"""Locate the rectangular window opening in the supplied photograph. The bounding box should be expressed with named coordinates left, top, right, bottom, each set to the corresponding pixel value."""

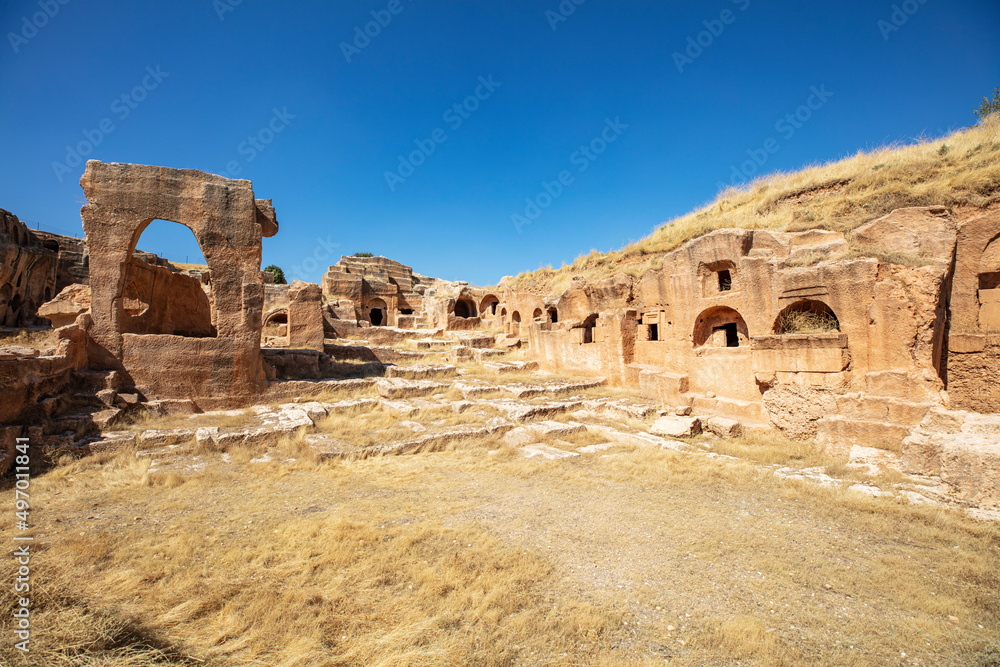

left=718, top=270, right=732, bottom=292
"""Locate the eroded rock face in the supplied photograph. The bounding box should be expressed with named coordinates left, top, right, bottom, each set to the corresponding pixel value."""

left=507, top=207, right=990, bottom=434
left=37, top=283, right=91, bottom=328
left=0, top=208, right=58, bottom=326
left=79, top=160, right=278, bottom=409
left=287, top=281, right=324, bottom=352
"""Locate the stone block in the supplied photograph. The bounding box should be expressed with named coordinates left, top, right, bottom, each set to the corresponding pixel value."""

left=376, top=378, right=447, bottom=399
left=650, top=415, right=701, bottom=438
left=705, top=416, right=742, bottom=438
left=940, top=436, right=1000, bottom=505
left=521, top=444, right=580, bottom=460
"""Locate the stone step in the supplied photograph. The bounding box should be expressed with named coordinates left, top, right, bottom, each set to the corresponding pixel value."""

left=689, top=394, right=766, bottom=423
left=815, top=415, right=912, bottom=457
left=72, top=370, right=123, bottom=393
left=835, top=393, right=934, bottom=426
left=484, top=360, right=539, bottom=374
left=384, top=364, right=458, bottom=380
left=375, top=378, right=449, bottom=399
left=638, top=369, right=689, bottom=405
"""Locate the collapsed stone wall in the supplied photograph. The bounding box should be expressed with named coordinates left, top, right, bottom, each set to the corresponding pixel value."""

left=502, top=206, right=999, bottom=440
left=0, top=208, right=58, bottom=326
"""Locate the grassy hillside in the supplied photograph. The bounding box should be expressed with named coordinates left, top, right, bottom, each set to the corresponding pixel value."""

left=508, top=116, right=1000, bottom=295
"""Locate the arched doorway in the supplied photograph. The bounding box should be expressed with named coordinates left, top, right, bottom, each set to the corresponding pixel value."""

left=693, top=306, right=749, bottom=348
left=480, top=294, right=500, bottom=316
left=510, top=311, right=521, bottom=336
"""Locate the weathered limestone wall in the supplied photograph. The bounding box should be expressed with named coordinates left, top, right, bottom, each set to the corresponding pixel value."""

left=119, top=256, right=215, bottom=337
left=944, top=205, right=1000, bottom=412
left=0, top=321, right=89, bottom=427
left=505, top=207, right=979, bottom=435
left=0, top=208, right=58, bottom=326
left=32, top=230, right=89, bottom=293
left=287, top=281, right=324, bottom=351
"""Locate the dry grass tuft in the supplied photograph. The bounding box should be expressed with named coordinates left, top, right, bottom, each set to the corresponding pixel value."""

left=774, top=309, right=841, bottom=334
left=0, top=327, right=58, bottom=349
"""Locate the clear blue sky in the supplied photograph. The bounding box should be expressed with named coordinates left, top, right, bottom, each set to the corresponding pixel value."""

left=2, top=0, right=998, bottom=285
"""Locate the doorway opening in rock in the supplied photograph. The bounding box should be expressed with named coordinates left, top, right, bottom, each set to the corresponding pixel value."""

left=582, top=314, right=599, bottom=344
left=533, top=308, right=543, bottom=321
left=718, top=270, right=732, bottom=292
left=454, top=298, right=477, bottom=318
left=648, top=323, right=659, bottom=341
left=368, top=298, right=387, bottom=326
left=547, top=307, right=558, bottom=323
left=123, top=219, right=216, bottom=337
left=693, top=306, right=748, bottom=348
left=510, top=311, right=521, bottom=336
left=713, top=323, right=739, bottom=347
left=481, top=295, right=500, bottom=316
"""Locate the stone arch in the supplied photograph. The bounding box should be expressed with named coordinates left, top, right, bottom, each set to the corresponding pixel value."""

left=480, top=294, right=500, bottom=316
left=693, top=306, right=749, bottom=348
left=532, top=307, right=543, bottom=321
left=368, top=298, right=387, bottom=326
left=121, top=219, right=215, bottom=337
left=454, top=297, right=477, bottom=318
left=263, top=307, right=288, bottom=327
left=78, top=161, right=277, bottom=408
left=510, top=310, right=521, bottom=336
left=773, top=300, right=841, bottom=334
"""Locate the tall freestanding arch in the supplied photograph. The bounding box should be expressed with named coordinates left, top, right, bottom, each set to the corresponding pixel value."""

left=79, top=160, right=279, bottom=408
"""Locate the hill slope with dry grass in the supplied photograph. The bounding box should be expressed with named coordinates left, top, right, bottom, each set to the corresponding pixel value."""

left=507, top=117, right=1000, bottom=295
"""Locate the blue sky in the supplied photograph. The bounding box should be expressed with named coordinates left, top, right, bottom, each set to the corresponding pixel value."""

left=1, top=0, right=998, bottom=285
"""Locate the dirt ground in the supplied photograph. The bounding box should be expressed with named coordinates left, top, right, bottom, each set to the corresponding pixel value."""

left=2, top=433, right=998, bottom=666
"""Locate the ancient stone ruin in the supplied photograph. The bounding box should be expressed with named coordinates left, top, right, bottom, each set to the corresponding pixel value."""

left=1, top=160, right=998, bottom=516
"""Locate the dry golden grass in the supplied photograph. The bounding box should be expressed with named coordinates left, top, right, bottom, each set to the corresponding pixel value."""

left=509, top=117, right=1000, bottom=294
left=774, top=310, right=841, bottom=335
left=704, top=430, right=827, bottom=468
left=119, top=409, right=257, bottom=433
left=168, top=261, right=209, bottom=272
left=2, top=437, right=999, bottom=666
left=311, top=402, right=499, bottom=450
left=0, top=327, right=58, bottom=349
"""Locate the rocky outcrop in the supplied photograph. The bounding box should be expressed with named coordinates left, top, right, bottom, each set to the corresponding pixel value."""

left=37, top=283, right=91, bottom=328
left=0, top=208, right=58, bottom=326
